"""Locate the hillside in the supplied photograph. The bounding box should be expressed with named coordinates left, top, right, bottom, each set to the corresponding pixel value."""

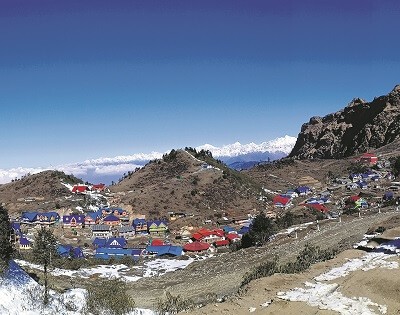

left=0, top=170, right=82, bottom=214
left=246, top=158, right=352, bottom=192
left=289, top=85, right=400, bottom=159
left=110, top=149, right=266, bottom=223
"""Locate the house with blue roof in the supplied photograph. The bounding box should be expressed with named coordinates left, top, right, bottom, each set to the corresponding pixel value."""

left=103, top=214, right=120, bottom=226
left=21, top=211, right=60, bottom=224
left=296, top=186, right=312, bottom=196
left=238, top=226, right=250, bottom=235
left=105, top=237, right=127, bottom=248
left=95, top=247, right=139, bottom=260
left=21, top=212, right=38, bottom=223
left=63, top=214, right=85, bottom=228
left=357, top=181, right=368, bottom=190
left=132, top=218, right=148, bottom=234
left=19, top=237, right=31, bottom=250
left=36, top=212, right=60, bottom=224
left=383, top=191, right=394, bottom=201
left=92, top=237, right=107, bottom=248
left=57, top=245, right=84, bottom=258
left=11, top=222, right=22, bottom=239
left=222, top=226, right=236, bottom=234
left=145, top=245, right=182, bottom=257
left=85, top=211, right=102, bottom=226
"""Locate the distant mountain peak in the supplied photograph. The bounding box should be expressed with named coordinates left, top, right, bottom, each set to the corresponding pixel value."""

left=197, top=135, right=297, bottom=158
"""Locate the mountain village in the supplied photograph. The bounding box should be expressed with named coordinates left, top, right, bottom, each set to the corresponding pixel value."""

left=6, top=149, right=400, bottom=276
left=2, top=87, right=400, bottom=314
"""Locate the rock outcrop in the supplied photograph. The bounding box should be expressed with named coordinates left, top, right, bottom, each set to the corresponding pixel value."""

left=289, top=85, right=400, bottom=159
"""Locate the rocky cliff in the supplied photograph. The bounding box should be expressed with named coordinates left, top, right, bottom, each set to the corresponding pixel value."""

left=289, top=85, right=400, bottom=159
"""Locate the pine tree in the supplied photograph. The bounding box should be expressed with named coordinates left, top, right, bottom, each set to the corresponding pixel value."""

left=0, top=204, right=13, bottom=274
left=32, top=226, right=58, bottom=305
left=247, top=212, right=277, bottom=246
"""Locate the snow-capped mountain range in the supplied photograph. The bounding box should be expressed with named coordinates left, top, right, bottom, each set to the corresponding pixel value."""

left=0, top=135, right=296, bottom=184
left=197, top=135, right=296, bottom=157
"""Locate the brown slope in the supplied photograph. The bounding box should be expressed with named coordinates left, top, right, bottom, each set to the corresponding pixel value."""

left=0, top=170, right=82, bottom=214
left=110, top=149, right=265, bottom=222
left=245, top=158, right=351, bottom=192
left=289, top=85, right=400, bottom=159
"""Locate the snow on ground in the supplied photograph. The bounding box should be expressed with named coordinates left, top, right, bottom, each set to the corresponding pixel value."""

left=142, top=258, right=194, bottom=277
left=60, top=181, right=74, bottom=191
left=15, top=255, right=205, bottom=282
left=353, top=233, right=381, bottom=249
left=278, top=282, right=387, bottom=315
left=315, top=253, right=399, bottom=282
left=277, top=252, right=398, bottom=314
left=274, top=221, right=314, bottom=237
left=1, top=260, right=156, bottom=315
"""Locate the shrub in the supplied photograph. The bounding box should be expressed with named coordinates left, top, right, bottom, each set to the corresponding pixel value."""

left=240, top=243, right=338, bottom=288
left=241, top=259, right=278, bottom=287
left=155, top=292, right=193, bottom=315
left=85, top=277, right=135, bottom=315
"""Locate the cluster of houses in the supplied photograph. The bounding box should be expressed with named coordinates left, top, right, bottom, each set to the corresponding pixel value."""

left=91, top=224, right=248, bottom=260
left=10, top=221, right=85, bottom=257
left=271, top=152, right=398, bottom=217
left=12, top=206, right=252, bottom=261
left=273, top=186, right=313, bottom=209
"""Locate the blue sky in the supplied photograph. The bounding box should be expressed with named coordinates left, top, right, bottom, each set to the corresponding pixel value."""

left=1, top=0, right=400, bottom=168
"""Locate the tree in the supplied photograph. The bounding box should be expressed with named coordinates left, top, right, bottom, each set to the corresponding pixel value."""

left=0, top=205, right=14, bottom=274
left=241, top=212, right=277, bottom=248
left=32, top=226, right=58, bottom=305
left=276, top=211, right=295, bottom=229
left=391, top=156, right=400, bottom=176
left=85, top=277, right=135, bottom=315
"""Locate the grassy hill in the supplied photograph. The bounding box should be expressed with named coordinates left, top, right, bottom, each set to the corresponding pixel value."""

left=0, top=170, right=82, bottom=215
left=110, top=149, right=266, bottom=224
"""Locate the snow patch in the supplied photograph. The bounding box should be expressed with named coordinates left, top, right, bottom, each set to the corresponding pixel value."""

left=315, top=253, right=398, bottom=282
left=278, top=282, right=387, bottom=315
left=277, top=252, right=397, bottom=314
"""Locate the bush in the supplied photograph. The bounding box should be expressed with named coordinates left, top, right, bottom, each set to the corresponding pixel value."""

left=155, top=292, right=193, bottom=315
left=241, top=259, right=278, bottom=287
left=85, top=277, right=135, bottom=315
left=240, top=243, right=338, bottom=288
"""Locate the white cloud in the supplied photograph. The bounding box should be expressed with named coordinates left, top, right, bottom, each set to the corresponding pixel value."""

left=0, top=136, right=296, bottom=185
left=0, top=167, right=49, bottom=184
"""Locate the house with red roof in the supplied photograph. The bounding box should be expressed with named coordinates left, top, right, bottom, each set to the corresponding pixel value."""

left=359, top=153, right=378, bottom=166
left=183, top=241, right=210, bottom=252
left=72, top=185, right=90, bottom=194
left=303, top=203, right=329, bottom=213
left=191, top=228, right=225, bottom=244
left=214, top=239, right=230, bottom=248
left=226, top=233, right=240, bottom=242
left=92, top=183, right=106, bottom=192
left=273, top=195, right=291, bottom=209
